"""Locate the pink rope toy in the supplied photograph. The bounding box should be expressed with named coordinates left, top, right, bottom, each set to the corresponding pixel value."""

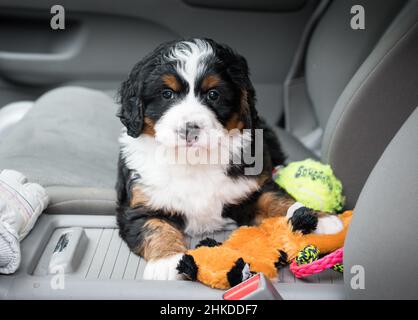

left=290, top=247, right=344, bottom=278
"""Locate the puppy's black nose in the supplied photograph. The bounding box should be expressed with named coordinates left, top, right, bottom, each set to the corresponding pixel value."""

left=178, top=122, right=200, bottom=143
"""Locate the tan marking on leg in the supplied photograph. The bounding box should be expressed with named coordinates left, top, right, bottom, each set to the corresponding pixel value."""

left=130, top=185, right=150, bottom=208
left=254, top=190, right=330, bottom=225
left=137, top=219, right=187, bottom=260
left=256, top=170, right=272, bottom=187
left=254, top=191, right=296, bottom=225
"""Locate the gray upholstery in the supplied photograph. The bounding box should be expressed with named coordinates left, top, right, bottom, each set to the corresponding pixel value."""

left=0, top=87, right=120, bottom=214
left=306, top=0, right=406, bottom=130
left=344, top=107, right=418, bottom=299
left=280, top=0, right=406, bottom=166
left=273, top=127, right=318, bottom=163
left=322, top=0, right=418, bottom=208
left=0, top=2, right=415, bottom=215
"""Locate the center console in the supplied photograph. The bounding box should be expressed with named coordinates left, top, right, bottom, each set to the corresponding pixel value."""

left=0, top=214, right=345, bottom=299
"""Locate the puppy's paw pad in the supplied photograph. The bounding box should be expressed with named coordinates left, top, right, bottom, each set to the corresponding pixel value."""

left=143, top=253, right=184, bottom=280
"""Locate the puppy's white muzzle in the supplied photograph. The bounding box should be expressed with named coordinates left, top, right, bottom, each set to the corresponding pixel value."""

left=155, top=98, right=223, bottom=150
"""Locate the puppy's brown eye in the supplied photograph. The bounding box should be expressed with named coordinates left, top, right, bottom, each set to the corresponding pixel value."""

left=162, top=89, right=174, bottom=100
left=207, top=89, right=219, bottom=101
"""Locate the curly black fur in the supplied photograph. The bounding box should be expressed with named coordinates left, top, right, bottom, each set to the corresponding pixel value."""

left=177, top=254, right=198, bottom=281
left=289, top=207, right=318, bottom=234
left=274, top=250, right=289, bottom=269
left=227, top=258, right=247, bottom=287
left=196, top=237, right=222, bottom=248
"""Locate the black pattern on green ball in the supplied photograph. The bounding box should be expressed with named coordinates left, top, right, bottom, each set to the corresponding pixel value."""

left=295, top=245, right=320, bottom=265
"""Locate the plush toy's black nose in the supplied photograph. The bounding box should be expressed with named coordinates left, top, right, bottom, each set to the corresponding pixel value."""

left=178, top=122, right=200, bottom=143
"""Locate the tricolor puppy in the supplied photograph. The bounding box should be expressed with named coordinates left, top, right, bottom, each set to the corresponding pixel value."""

left=116, top=39, right=341, bottom=280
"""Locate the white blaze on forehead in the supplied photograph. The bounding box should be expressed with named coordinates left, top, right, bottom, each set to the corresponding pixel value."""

left=167, top=39, right=213, bottom=91
left=154, top=40, right=221, bottom=150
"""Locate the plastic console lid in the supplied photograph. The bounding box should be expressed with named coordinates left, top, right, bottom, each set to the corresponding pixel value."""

left=48, top=227, right=88, bottom=274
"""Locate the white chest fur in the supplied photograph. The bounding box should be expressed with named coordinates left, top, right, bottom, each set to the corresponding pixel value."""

left=120, top=133, right=259, bottom=235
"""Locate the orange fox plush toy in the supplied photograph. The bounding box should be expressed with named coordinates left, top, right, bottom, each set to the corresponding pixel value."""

left=177, top=211, right=352, bottom=289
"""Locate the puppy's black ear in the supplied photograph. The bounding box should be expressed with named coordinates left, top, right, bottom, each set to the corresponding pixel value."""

left=240, top=84, right=258, bottom=129
left=213, top=41, right=258, bottom=127
left=117, top=59, right=148, bottom=138
left=117, top=97, right=144, bottom=138
left=234, top=56, right=258, bottom=128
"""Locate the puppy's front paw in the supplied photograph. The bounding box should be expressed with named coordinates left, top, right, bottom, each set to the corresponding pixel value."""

left=143, top=253, right=185, bottom=280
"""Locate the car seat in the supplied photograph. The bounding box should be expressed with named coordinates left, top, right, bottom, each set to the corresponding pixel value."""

left=1, top=0, right=417, bottom=213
